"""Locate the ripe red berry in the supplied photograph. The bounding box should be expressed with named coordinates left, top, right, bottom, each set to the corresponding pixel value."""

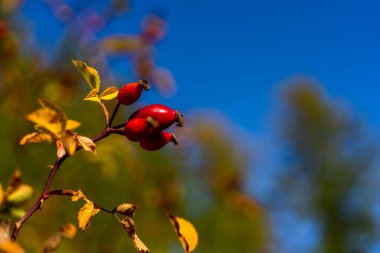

left=117, top=80, right=150, bottom=106
left=124, top=117, right=158, bottom=142
left=139, top=132, right=178, bottom=151
left=129, top=104, right=184, bottom=133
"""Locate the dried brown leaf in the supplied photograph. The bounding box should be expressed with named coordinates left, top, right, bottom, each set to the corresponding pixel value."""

left=19, top=132, right=53, bottom=145
left=76, top=135, right=96, bottom=154
left=113, top=203, right=138, bottom=217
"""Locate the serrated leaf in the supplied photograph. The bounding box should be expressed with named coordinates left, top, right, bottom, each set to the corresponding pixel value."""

left=99, top=87, right=119, bottom=100
left=83, top=88, right=100, bottom=102
left=60, top=223, right=77, bottom=239
left=6, top=184, right=33, bottom=204
left=19, top=132, right=53, bottom=145
left=113, top=203, right=138, bottom=217
left=71, top=190, right=86, bottom=202
left=76, top=135, right=96, bottom=154
left=77, top=201, right=100, bottom=230
left=66, top=120, right=81, bottom=131
left=0, top=241, right=25, bottom=253
left=56, top=140, right=66, bottom=158
left=120, top=218, right=149, bottom=253
left=168, top=215, right=198, bottom=253
left=72, top=60, right=100, bottom=90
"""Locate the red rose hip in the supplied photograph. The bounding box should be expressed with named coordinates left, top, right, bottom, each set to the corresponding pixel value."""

left=124, top=117, right=158, bottom=142
left=129, top=104, right=184, bottom=132
left=117, top=80, right=150, bottom=106
left=139, top=132, right=178, bottom=151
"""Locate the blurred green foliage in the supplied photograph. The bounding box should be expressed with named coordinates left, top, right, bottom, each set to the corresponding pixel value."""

left=276, top=81, right=378, bottom=253
left=0, top=1, right=269, bottom=252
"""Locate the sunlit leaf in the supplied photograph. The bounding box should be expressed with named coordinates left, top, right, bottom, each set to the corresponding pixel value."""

left=66, top=120, right=81, bottom=131
left=0, top=241, right=25, bottom=253
left=56, top=140, right=66, bottom=158
left=99, top=87, right=119, bottom=100
left=113, top=203, right=137, bottom=217
left=168, top=215, right=198, bottom=253
left=19, top=132, right=53, bottom=145
left=71, top=190, right=86, bottom=202
left=120, top=217, right=149, bottom=253
left=6, top=184, right=33, bottom=204
left=60, top=223, right=77, bottom=239
left=38, top=99, right=67, bottom=132
left=26, top=108, right=63, bottom=137
left=77, top=201, right=100, bottom=230
left=83, top=88, right=100, bottom=103
left=72, top=60, right=100, bottom=90
left=76, top=135, right=96, bottom=154
left=68, top=139, right=77, bottom=156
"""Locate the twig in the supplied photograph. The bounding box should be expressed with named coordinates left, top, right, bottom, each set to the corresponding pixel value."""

left=11, top=127, right=117, bottom=241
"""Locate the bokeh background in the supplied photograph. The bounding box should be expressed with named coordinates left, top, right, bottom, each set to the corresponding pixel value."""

left=1, top=0, right=380, bottom=252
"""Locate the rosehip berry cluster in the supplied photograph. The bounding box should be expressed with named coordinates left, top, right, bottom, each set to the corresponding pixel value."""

left=117, top=80, right=184, bottom=151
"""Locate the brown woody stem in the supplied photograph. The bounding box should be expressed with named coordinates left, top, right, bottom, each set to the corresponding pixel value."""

left=109, top=102, right=120, bottom=127
left=10, top=127, right=119, bottom=241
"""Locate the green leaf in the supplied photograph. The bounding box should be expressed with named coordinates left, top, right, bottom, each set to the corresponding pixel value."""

left=9, top=208, right=26, bottom=219
left=99, top=87, right=119, bottom=100
left=72, top=60, right=100, bottom=90
left=6, top=184, right=33, bottom=204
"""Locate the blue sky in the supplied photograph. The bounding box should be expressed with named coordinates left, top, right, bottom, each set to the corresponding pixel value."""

left=23, top=0, right=380, bottom=133
left=21, top=1, right=380, bottom=251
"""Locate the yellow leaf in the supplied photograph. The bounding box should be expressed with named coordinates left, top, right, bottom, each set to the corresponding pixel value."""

left=99, top=87, right=119, bottom=100
left=26, top=107, right=63, bottom=136
left=77, top=201, right=100, bottom=230
left=38, top=99, right=67, bottom=134
left=68, top=139, right=77, bottom=156
left=56, top=140, right=66, bottom=158
left=83, top=88, right=100, bottom=102
left=76, top=135, right=96, bottom=154
left=0, top=184, right=4, bottom=206
left=72, top=60, right=101, bottom=90
left=71, top=190, right=86, bottom=202
left=19, top=132, right=53, bottom=145
left=113, top=203, right=138, bottom=217
left=60, top=223, right=77, bottom=239
left=0, top=241, right=25, bottom=253
left=66, top=120, right=81, bottom=131
left=168, top=215, right=198, bottom=253
left=6, top=184, right=33, bottom=204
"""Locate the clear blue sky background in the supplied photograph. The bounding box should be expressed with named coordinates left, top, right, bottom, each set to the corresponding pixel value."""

left=21, top=1, right=380, bottom=252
